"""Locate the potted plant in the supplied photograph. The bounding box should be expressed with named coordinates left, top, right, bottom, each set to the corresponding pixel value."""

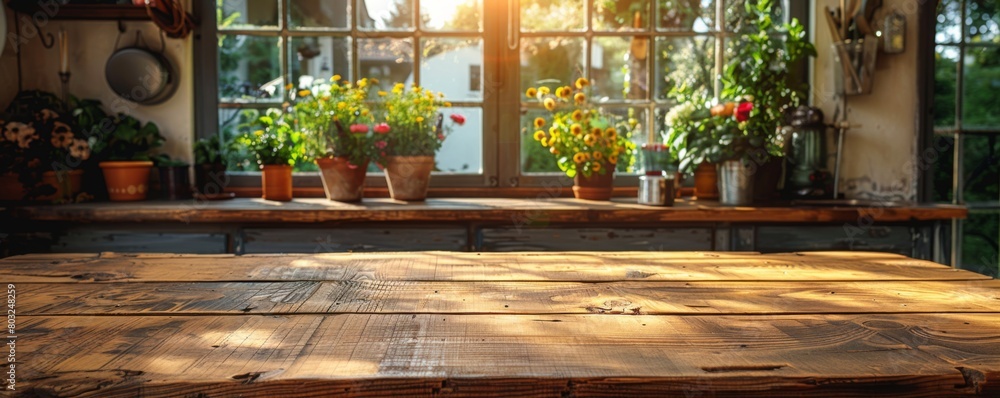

left=525, top=78, right=637, bottom=200
left=152, top=154, right=191, bottom=200
left=1, top=91, right=91, bottom=203
left=378, top=83, right=464, bottom=201
left=664, top=101, right=718, bottom=199
left=193, top=135, right=231, bottom=198
left=238, top=109, right=303, bottom=201
left=80, top=101, right=164, bottom=202
left=296, top=76, right=384, bottom=202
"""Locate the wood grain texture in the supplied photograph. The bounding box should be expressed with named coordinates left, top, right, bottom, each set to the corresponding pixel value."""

left=14, top=280, right=1000, bottom=316
left=4, top=198, right=967, bottom=224
left=12, top=314, right=1000, bottom=397
left=0, top=252, right=985, bottom=283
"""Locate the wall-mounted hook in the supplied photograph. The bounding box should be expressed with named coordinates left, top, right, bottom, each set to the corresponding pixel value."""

left=30, top=17, right=55, bottom=49
left=118, top=20, right=127, bottom=33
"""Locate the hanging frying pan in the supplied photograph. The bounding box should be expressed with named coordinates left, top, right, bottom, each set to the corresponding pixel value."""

left=105, top=29, right=178, bottom=105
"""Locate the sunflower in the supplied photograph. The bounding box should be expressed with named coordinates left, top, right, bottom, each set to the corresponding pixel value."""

left=574, top=92, right=586, bottom=104
left=609, top=155, right=618, bottom=164
left=543, top=98, right=556, bottom=111
left=605, top=127, right=617, bottom=139
left=533, top=130, right=546, bottom=141
left=570, top=123, right=583, bottom=136
left=591, top=162, right=602, bottom=172
left=525, top=87, right=538, bottom=98
left=583, top=134, right=597, bottom=146
left=593, top=151, right=604, bottom=161
left=591, top=127, right=602, bottom=136
left=560, top=86, right=573, bottom=99
left=298, top=89, right=311, bottom=97
left=573, top=152, right=589, bottom=163
left=571, top=110, right=583, bottom=122
left=575, top=77, right=590, bottom=89
left=538, top=86, right=551, bottom=96
left=554, top=87, right=565, bottom=98
left=534, top=117, right=546, bottom=128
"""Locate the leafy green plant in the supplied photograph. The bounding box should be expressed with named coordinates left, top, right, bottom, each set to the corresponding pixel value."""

left=378, top=83, right=463, bottom=157
left=73, top=99, right=164, bottom=162
left=193, top=135, right=230, bottom=165
left=237, top=109, right=305, bottom=167
left=294, top=76, right=386, bottom=167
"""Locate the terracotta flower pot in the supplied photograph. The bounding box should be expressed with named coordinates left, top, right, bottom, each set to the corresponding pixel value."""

left=316, top=157, right=368, bottom=202
left=572, top=164, right=614, bottom=201
left=693, top=161, right=719, bottom=200
left=384, top=156, right=434, bottom=202
left=100, top=161, right=153, bottom=201
left=39, top=170, right=84, bottom=202
left=261, top=164, right=293, bottom=201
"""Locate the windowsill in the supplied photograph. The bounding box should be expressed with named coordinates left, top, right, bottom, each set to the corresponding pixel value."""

left=3, top=197, right=968, bottom=225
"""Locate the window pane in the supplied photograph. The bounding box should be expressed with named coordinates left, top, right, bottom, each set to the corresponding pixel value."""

left=421, top=0, right=482, bottom=31
left=420, top=38, right=483, bottom=101
left=437, top=107, right=484, bottom=173
left=520, top=37, right=586, bottom=95
left=521, top=109, right=559, bottom=174
left=359, top=0, right=415, bottom=30
left=931, top=134, right=955, bottom=203
left=593, top=0, right=650, bottom=31
left=963, top=134, right=1000, bottom=204
left=289, top=0, right=350, bottom=29
left=218, top=35, right=283, bottom=103
left=962, top=46, right=1000, bottom=129
left=602, top=106, right=646, bottom=174
left=966, top=0, right=999, bottom=42
left=358, top=38, right=414, bottom=83
left=654, top=36, right=715, bottom=101
left=218, top=0, right=279, bottom=29
left=937, top=0, right=963, bottom=43
left=935, top=45, right=959, bottom=129
left=658, top=0, right=713, bottom=32
left=218, top=107, right=264, bottom=172
left=592, top=36, right=649, bottom=101
left=521, top=0, right=585, bottom=32
left=962, top=210, right=1000, bottom=277
left=290, top=37, right=352, bottom=89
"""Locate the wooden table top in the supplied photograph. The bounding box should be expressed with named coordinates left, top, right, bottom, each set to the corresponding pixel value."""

left=3, top=198, right=968, bottom=224
left=3, top=251, right=999, bottom=397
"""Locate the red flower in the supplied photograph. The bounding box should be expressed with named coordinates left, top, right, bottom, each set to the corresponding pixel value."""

left=735, top=101, right=754, bottom=122
left=349, top=124, right=369, bottom=134
left=374, top=123, right=391, bottom=134
left=374, top=140, right=388, bottom=149
left=450, top=114, right=466, bottom=126
left=437, top=133, right=445, bottom=141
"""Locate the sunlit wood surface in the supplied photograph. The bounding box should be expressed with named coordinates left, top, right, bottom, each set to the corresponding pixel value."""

left=3, top=251, right=999, bottom=397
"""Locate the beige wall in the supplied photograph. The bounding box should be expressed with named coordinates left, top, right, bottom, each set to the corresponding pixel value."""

left=812, top=0, right=922, bottom=202
left=0, top=5, right=194, bottom=164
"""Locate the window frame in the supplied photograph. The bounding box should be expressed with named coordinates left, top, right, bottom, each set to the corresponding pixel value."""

left=194, top=0, right=809, bottom=191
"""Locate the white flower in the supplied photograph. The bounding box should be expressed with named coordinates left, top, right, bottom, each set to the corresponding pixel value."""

left=664, top=102, right=696, bottom=128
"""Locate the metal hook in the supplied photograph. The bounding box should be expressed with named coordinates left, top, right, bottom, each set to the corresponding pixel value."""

left=30, top=17, right=55, bottom=49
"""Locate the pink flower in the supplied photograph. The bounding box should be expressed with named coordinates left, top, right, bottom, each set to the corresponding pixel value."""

left=374, top=140, right=388, bottom=149
left=735, top=101, right=754, bottom=123
left=437, top=133, right=445, bottom=141
left=374, top=123, right=391, bottom=134
left=349, top=124, right=369, bottom=134
left=449, top=114, right=466, bottom=126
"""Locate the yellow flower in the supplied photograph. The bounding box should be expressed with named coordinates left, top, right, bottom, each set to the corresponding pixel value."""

left=592, top=151, right=604, bottom=161
left=570, top=123, right=583, bottom=136
left=534, top=117, right=546, bottom=128
left=554, top=87, right=565, bottom=98
left=549, top=126, right=559, bottom=136
left=416, top=116, right=425, bottom=123
left=298, top=89, right=311, bottom=97
left=583, top=134, right=597, bottom=146
left=629, top=118, right=638, bottom=128
left=538, top=86, right=551, bottom=96
left=331, top=74, right=342, bottom=82
left=540, top=138, right=549, bottom=147
left=574, top=92, right=586, bottom=104
left=609, top=155, right=618, bottom=164
left=571, top=110, right=583, bottom=122
left=254, top=130, right=264, bottom=137
left=575, top=77, right=590, bottom=89
left=591, top=127, right=602, bottom=136
left=443, top=102, right=452, bottom=107
left=605, top=127, right=617, bottom=139
left=285, top=83, right=294, bottom=90
left=543, top=98, right=556, bottom=111
left=573, top=153, right=589, bottom=163
left=533, top=130, right=546, bottom=141
left=550, top=147, right=559, bottom=155
left=337, top=102, right=347, bottom=110
left=591, top=162, right=602, bottom=172
left=378, top=91, right=388, bottom=97
left=526, top=87, right=538, bottom=98
left=559, top=86, right=573, bottom=99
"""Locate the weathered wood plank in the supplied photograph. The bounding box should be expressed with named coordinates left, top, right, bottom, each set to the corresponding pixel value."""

left=4, top=198, right=967, bottom=224
left=0, top=252, right=985, bottom=283
left=242, top=227, right=469, bottom=253
left=756, top=226, right=914, bottom=255
left=13, top=280, right=1000, bottom=316
left=479, top=227, right=713, bottom=252
left=12, top=314, right=1000, bottom=397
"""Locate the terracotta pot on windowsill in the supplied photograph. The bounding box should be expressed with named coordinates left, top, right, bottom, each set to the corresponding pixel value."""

left=316, top=156, right=368, bottom=202
left=261, top=164, right=293, bottom=201
left=572, top=163, right=614, bottom=201
left=693, top=161, right=719, bottom=200
left=384, top=156, right=434, bottom=202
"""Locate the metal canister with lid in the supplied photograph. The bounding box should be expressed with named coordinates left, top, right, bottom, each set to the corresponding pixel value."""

left=638, top=144, right=675, bottom=206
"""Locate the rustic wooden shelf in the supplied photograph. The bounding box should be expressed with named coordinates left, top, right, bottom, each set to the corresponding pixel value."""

left=3, top=198, right=969, bottom=224
left=6, top=2, right=151, bottom=20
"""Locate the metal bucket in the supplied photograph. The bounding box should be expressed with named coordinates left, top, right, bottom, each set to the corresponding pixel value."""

left=718, top=160, right=754, bottom=206
left=638, top=174, right=675, bottom=206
